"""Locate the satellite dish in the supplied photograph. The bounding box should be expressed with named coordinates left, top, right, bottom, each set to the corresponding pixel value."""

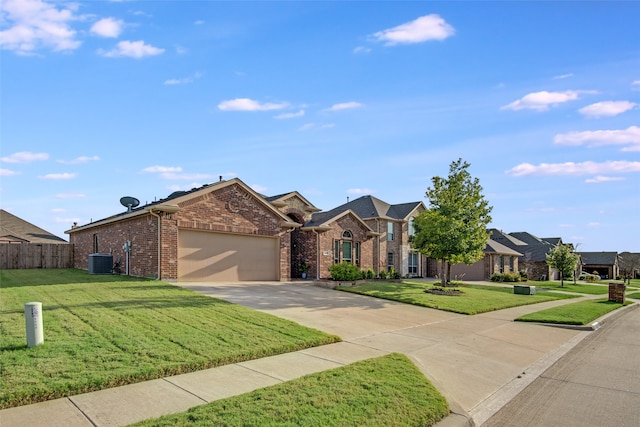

left=120, top=196, right=140, bottom=212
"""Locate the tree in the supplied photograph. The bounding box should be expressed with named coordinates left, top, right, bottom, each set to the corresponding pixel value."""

left=618, top=252, right=640, bottom=285
left=546, top=244, right=579, bottom=288
left=412, top=158, right=493, bottom=286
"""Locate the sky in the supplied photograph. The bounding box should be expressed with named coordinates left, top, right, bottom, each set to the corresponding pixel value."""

left=1, top=1, right=639, bottom=252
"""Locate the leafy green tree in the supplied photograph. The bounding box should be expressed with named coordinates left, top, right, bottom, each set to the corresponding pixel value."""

left=546, top=244, right=579, bottom=287
left=413, top=159, right=493, bottom=286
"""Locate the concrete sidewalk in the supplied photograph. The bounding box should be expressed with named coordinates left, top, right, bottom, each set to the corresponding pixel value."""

left=0, top=281, right=634, bottom=427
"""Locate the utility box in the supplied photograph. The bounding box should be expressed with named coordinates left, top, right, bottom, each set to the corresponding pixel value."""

left=88, top=254, right=113, bottom=274
left=514, top=285, right=536, bottom=295
left=25, top=302, right=44, bottom=347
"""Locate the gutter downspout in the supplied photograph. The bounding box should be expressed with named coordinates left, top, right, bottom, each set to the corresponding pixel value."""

left=312, top=229, right=320, bottom=280
left=149, top=209, right=161, bottom=280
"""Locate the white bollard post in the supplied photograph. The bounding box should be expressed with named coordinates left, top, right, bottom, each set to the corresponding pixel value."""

left=25, top=302, right=44, bottom=348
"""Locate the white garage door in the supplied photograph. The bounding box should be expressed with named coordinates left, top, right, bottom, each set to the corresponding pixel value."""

left=178, top=230, right=279, bottom=281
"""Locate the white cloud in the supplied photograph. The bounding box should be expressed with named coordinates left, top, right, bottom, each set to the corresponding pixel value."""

left=90, top=17, right=123, bottom=38
left=353, top=46, right=371, bottom=54
left=58, top=155, right=100, bottom=165
left=99, top=40, right=164, bottom=58
left=587, top=222, right=601, bottom=228
left=0, top=0, right=81, bottom=54
left=164, top=72, right=203, bottom=85
left=506, top=160, right=640, bottom=176
left=40, top=172, right=76, bottom=180
left=501, top=90, right=594, bottom=111
left=218, top=98, right=289, bottom=111
left=325, top=102, right=363, bottom=112
left=585, top=176, right=625, bottom=184
left=274, top=110, right=305, bottom=119
left=1, top=151, right=49, bottom=163
left=298, top=123, right=335, bottom=131
left=0, top=168, right=19, bottom=176
left=142, top=166, right=182, bottom=173
left=50, top=208, right=66, bottom=213
left=553, top=73, right=573, bottom=80
left=347, top=188, right=375, bottom=195
left=55, top=192, right=85, bottom=199
left=579, top=101, right=636, bottom=118
left=250, top=184, right=268, bottom=193
left=194, top=20, right=205, bottom=25
left=554, top=126, right=640, bottom=152
left=371, top=14, right=455, bottom=45
left=632, top=80, right=640, bottom=91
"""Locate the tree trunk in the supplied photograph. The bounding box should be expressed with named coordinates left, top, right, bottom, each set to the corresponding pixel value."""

left=440, top=258, right=447, bottom=287
left=447, top=262, right=452, bottom=286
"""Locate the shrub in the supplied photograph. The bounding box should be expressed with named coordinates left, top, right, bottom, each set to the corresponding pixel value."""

left=585, top=274, right=599, bottom=283
left=328, top=262, right=362, bottom=281
left=365, top=269, right=375, bottom=280
left=490, top=272, right=521, bottom=282
left=378, top=270, right=388, bottom=280
left=490, top=273, right=502, bottom=282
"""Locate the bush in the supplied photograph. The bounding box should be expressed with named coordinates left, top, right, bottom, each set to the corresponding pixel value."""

left=490, top=272, right=521, bottom=282
left=328, top=262, right=362, bottom=281
left=378, top=270, right=388, bottom=279
left=585, top=274, right=599, bottom=283
left=365, top=269, right=375, bottom=280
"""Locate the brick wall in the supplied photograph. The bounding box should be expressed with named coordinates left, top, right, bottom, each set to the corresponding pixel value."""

left=318, top=214, right=374, bottom=279
left=70, top=214, right=159, bottom=279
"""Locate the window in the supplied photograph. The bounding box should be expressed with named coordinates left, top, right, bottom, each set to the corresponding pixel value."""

left=509, top=256, right=514, bottom=271
left=342, top=241, right=352, bottom=263
left=355, top=242, right=360, bottom=266
left=387, top=252, right=394, bottom=272
left=342, top=231, right=352, bottom=239
left=93, top=234, right=99, bottom=253
left=334, top=240, right=340, bottom=264
left=387, top=221, right=394, bottom=241
left=408, top=217, right=415, bottom=238
left=499, top=256, right=505, bottom=273
left=409, top=253, right=418, bottom=274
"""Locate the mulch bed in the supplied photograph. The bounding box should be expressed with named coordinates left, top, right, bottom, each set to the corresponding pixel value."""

left=425, top=288, right=464, bottom=296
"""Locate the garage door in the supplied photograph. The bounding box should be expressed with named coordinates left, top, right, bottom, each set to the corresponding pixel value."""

left=178, top=230, right=279, bottom=281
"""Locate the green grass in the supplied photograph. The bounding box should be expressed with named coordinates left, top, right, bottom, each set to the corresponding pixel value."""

left=529, top=281, right=610, bottom=295
left=335, top=281, right=576, bottom=315
left=515, top=299, right=631, bottom=325
left=132, top=353, right=449, bottom=427
left=0, top=269, right=340, bottom=409
left=627, top=292, right=640, bottom=299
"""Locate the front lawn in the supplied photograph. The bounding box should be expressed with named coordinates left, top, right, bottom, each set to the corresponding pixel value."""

left=515, top=299, right=631, bottom=325
left=132, top=353, right=449, bottom=427
left=335, top=281, right=576, bottom=315
left=530, top=281, right=610, bottom=295
left=0, top=269, right=340, bottom=409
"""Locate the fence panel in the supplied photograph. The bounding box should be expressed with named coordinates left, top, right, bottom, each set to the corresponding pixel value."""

left=0, top=244, right=73, bottom=269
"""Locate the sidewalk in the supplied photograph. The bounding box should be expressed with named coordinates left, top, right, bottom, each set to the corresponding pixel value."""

left=1, top=282, right=635, bottom=427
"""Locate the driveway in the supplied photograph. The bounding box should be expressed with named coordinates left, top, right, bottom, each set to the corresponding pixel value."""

left=178, top=281, right=588, bottom=424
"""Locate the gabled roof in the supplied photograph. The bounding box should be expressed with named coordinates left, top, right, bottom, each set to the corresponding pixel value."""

left=485, top=239, right=523, bottom=256
left=488, top=228, right=528, bottom=247
left=509, top=231, right=546, bottom=246
left=302, top=209, right=375, bottom=234
left=578, top=252, right=618, bottom=265
left=0, top=209, right=68, bottom=244
left=264, top=191, right=321, bottom=212
left=312, top=195, right=423, bottom=224
left=66, top=178, right=299, bottom=233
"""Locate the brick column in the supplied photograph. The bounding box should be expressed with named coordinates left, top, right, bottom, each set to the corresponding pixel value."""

left=608, top=283, right=626, bottom=303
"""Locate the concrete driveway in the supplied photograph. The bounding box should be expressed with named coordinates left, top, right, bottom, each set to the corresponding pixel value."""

left=178, top=281, right=590, bottom=425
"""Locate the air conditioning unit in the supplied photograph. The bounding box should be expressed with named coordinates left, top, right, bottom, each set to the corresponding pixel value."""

left=88, top=254, right=113, bottom=274
left=514, top=285, right=536, bottom=295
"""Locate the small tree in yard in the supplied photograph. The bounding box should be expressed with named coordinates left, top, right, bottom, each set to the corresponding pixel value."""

left=413, top=158, right=493, bottom=286
left=546, top=244, right=579, bottom=288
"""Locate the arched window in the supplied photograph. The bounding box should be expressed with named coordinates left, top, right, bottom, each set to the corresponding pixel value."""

left=342, top=230, right=352, bottom=239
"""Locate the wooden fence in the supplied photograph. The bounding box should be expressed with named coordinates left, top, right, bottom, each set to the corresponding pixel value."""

left=0, top=244, right=74, bottom=269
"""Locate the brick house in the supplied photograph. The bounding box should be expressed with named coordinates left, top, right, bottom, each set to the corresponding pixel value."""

left=67, top=179, right=426, bottom=281
left=67, top=179, right=299, bottom=281
left=577, top=252, right=619, bottom=280
left=449, top=239, right=523, bottom=281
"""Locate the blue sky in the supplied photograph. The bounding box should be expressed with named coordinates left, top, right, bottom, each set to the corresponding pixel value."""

left=1, top=1, right=639, bottom=252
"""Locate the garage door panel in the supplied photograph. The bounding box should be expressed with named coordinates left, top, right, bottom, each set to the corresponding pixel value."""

left=178, top=230, right=278, bottom=281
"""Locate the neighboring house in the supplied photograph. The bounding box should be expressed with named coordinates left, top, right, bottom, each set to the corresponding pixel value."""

left=488, top=229, right=577, bottom=280
left=578, top=252, right=619, bottom=280
left=449, top=239, right=523, bottom=281
left=1, top=209, right=71, bottom=269
left=67, top=179, right=426, bottom=281
left=303, top=195, right=426, bottom=277
left=0, top=209, right=68, bottom=244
